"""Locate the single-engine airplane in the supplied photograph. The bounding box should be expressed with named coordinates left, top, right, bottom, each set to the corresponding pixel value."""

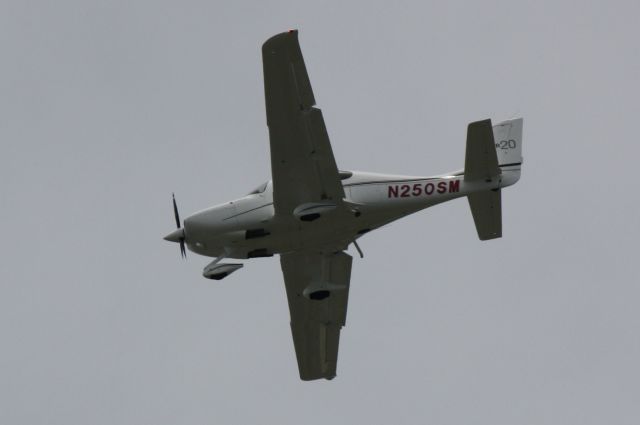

left=164, top=30, right=523, bottom=381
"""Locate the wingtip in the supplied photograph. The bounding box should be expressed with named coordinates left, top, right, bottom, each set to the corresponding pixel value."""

left=263, top=29, right=299, bottom=50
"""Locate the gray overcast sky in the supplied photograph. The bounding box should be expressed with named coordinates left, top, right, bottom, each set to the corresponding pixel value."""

left=2, top=1, right=639, bottom=424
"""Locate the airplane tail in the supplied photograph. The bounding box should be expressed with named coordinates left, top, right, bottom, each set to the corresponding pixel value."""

left=464, top=118, right=523, bottom=241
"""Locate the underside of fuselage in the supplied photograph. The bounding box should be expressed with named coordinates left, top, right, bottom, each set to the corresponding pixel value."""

left=184, top=208, right=383, bottom=259
left=180, top=169, right=483, bottom=259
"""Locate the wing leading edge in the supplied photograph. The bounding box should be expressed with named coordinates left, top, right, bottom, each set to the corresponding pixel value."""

left=280, top=251, right=353, bottom=380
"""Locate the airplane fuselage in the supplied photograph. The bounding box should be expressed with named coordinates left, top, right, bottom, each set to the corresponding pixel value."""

left=182, top=167, right=521, bottom=259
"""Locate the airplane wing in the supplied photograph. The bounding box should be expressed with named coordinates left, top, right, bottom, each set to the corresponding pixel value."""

left=280, top=250, right=352, bottom=380
left=262, top=31, right=345, bottom=217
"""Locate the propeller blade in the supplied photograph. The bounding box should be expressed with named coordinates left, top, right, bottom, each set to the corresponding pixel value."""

left=169, top=194, right=187, bottom=259
left=172, top=193, right=181, bottom=229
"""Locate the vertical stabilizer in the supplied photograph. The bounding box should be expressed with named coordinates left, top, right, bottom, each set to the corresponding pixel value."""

left=493, top=118, right=523, bottom=168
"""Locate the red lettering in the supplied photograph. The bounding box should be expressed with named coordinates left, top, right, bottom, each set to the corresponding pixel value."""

left=390, top=180, right=459, bottom=198
left=425, top=183, right=435, bottom=195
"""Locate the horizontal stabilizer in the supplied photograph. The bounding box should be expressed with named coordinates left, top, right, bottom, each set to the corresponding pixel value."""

left=468, top=190, right=502, bottom=240
left=464, top=119, right=500, bottom=182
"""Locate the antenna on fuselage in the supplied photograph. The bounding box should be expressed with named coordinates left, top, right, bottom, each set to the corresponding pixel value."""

left=352, top=240, right=364, bottom=259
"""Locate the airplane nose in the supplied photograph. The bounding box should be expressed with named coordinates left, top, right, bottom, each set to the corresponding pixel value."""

left=164, top=228, right=184, bottom=243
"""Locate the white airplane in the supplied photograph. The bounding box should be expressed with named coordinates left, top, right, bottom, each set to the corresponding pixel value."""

left=164, top=30, right=523, bottom=381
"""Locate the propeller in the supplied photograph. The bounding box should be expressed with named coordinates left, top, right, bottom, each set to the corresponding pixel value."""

left=169, top=193, right=187, bottom=259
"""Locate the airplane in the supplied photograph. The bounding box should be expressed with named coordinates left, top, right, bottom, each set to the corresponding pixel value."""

left=164, top=30, right=523, bottom=381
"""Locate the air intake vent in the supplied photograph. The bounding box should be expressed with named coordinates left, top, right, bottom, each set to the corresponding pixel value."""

left=245, top=228, right=270, bottom=239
